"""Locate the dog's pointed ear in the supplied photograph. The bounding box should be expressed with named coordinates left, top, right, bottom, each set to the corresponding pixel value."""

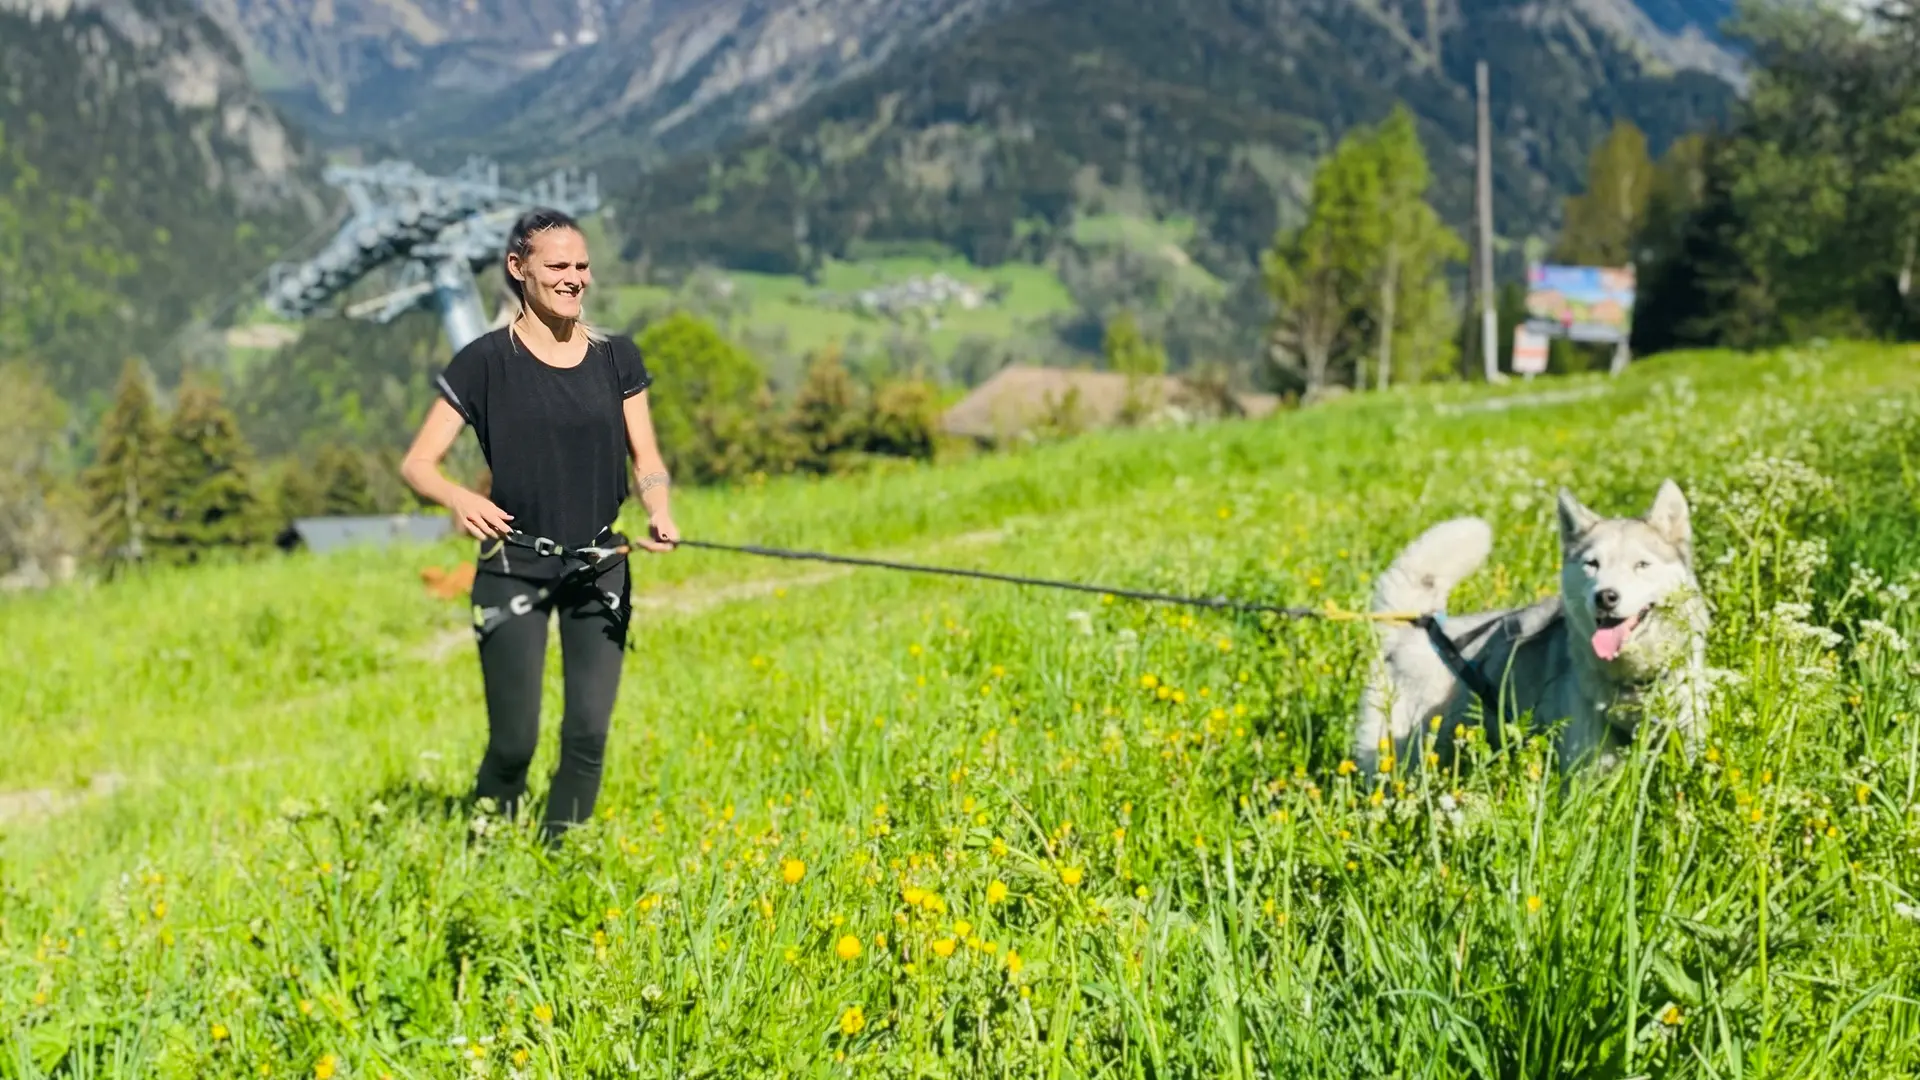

left=1557, top=488, right=1600, bottom=550
left=1647, top=478, right=1693, bottom=563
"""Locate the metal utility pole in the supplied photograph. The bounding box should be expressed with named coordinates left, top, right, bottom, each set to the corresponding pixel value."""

left=265, top=157, right=601, bottom=354
left=1476, top=60, right=1500, bottom=382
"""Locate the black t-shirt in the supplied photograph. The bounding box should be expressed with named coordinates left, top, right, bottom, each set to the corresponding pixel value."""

left=436, top=326, right=653, bottom=554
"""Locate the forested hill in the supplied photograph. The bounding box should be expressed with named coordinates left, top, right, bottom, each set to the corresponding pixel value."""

left=0, top=0, right=332, bottom=406
left=608, top=0, right=1741, bottom=280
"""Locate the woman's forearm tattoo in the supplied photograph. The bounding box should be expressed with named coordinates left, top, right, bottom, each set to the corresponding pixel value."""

left=638, top=470, right=670, bottom=495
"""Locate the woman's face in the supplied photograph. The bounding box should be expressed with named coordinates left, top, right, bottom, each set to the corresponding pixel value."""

left=510, top=227, right=593, bottom=321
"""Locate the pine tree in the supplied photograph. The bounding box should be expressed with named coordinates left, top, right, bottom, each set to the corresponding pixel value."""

left=316, top=444, right=378, bottom=516
left=81, top=358, right=165, bottom=571
left=787, top=347, right=869, bottom=471
left=151, top=374, right=264, bottom=564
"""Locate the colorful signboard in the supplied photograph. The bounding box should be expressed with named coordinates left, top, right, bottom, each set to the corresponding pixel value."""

left=1525, top=263, right=1635, bottom=344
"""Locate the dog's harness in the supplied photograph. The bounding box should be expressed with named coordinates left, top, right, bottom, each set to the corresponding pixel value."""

left=1418, top=611, right=1510, bottom=738
left=471, top=527, right=635, bottom=647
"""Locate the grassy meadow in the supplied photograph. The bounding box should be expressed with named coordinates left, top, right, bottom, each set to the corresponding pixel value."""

left=7, top=344, right=1920, bottom=1077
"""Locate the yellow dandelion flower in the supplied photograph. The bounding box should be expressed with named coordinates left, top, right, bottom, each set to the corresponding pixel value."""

left=1526, top=895, right=1543, bottom=915
left=839, top=1005, right=866, bottom=1035
left=1337, top=759, right=1356, bottom=776
left=1060, top=866, right=1085, bottom=887
left=1172, top=689, right=1186, bottom=704
left=902, top=886, right=928, bottom=906
left=990, top=837, right=1008, bottom=858
left=953, top=919, right=973, bottom=940
left=210, top=1022, right=229, bottom=1041
left=313, top=1056, right=337, bottom=1080
left=1660, top=1004, right=1683, bottom=1026
left=513, top=1050, right=529, bottom=1067
left=1156, top=685, right=1172, bottom=700
left=533, top=1003, right=554, bottom=1024
left=298, top=999, right=314, bottom=1016
left=836, top=934, right=862, bottom=961
left=1135, top=884, right=1149, bottom=900
left=986, top=880, right=1009, bottom=904
left=1006, top=949, right=1024, bottom=975
left=1141, top=674, right=1159, bottom=689
left=782, top=858, right=806, bottom=884
left=932, top=937, right=957, bottom=958
left=152, top=900, right=168, bottom=920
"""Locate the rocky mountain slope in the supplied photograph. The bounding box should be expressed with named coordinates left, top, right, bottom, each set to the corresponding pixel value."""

left=194, top=0, right=1015, bottom=160
left=183, top=0, right=1746, bottom=283
left=0, top=0, right=331, bottom=402
left=605, top=0, right=1744, bottom=278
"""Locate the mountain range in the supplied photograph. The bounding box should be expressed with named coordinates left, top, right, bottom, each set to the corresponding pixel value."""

left=3, top=0, right=1752, bottom=405
left=190, top=0, right=1746, bottom=281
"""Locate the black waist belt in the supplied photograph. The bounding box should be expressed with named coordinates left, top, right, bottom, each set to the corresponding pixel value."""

left=470, top=528, right=634, bottom=647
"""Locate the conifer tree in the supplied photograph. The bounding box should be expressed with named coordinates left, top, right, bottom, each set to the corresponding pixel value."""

left=151, top=374, right=264, bottom=564
left=316, top=443, right=378, bottom=516
left=81, top=358, right=165, bottom=571
left=788, top=346, right=869, bottom=470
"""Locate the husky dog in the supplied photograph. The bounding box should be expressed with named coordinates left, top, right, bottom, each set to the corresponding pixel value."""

left=1353, top=480, right=1710, bottom=775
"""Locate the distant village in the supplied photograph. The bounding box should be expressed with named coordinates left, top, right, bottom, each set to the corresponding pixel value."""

left=826, top=273, right=1002, bottom=324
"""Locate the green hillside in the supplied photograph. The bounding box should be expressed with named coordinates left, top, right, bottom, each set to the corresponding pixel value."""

left=6, top=343, right=1920, bottom=1076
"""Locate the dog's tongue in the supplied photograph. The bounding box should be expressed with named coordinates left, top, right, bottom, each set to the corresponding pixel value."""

left=1592, top=613, right=1641, bottom=661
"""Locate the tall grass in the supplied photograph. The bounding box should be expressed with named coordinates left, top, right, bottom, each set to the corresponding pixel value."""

left=5, top=344, right=1920, bottom=1078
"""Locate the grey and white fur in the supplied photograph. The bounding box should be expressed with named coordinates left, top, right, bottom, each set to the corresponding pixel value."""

left=1353, top=480, right=1710, bottom=775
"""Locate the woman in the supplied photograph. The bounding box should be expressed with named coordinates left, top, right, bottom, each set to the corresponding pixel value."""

left=400, top=207, right=679, bottom=844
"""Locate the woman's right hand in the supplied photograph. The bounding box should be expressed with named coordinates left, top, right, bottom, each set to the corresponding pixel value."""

left=449, top=490, right=515, bottom=539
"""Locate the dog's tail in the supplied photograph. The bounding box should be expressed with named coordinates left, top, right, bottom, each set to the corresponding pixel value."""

left=1371, top=517, right=1494, bottom=617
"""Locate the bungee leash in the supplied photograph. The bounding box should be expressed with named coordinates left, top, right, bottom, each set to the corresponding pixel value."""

left=670, top=536, right=1508, bottom=722
left=460, top=528, right=1510, bottom=726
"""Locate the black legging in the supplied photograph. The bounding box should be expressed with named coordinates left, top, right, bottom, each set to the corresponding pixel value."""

left=468, top=558, right=628, bottom=842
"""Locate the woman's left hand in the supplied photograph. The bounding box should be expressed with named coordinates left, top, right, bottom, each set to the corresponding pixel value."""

left=641, top=513, right=680, bottom=552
